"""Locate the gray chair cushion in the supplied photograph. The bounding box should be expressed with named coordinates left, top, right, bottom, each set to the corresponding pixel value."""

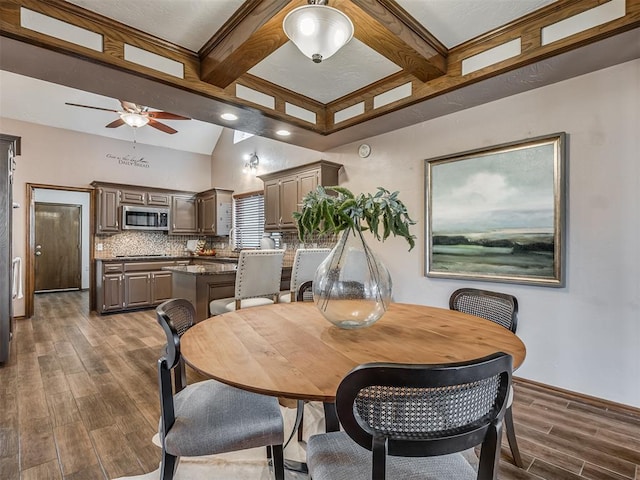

left=163, top=379, right=284, bottom=457
left=307, top=431, right=477, bottom=480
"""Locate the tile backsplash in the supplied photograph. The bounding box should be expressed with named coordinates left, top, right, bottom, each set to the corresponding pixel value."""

left=95, top=230, right=339, bottom=260
left=95, top=231, right=231, bottom=257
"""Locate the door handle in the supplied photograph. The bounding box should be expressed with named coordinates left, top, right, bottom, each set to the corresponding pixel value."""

left=35, top=251, right=42, bottom=256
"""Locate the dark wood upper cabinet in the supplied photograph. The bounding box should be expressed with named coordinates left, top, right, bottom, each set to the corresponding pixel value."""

left=92, top=182, right=233, bottom=236
left=121, top=189, right=170, bottom=207
left=258, top=160, right=342, bottom=232
left=197, top=188, right=233, bottom=236
left=120, top=189, right=146, bottom=205
left=95, top=186, right=120, bottom=234
left=170, top=194, right=199, bottom=234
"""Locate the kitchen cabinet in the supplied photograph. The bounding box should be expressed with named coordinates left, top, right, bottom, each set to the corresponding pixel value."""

left=197, top=188, right=233, bottom=236
left=147, top=192, right=171, bottom=206
left=120, top=189, right=146, bottom=205
left=124, top=272, right=151, bottom=308
left=96, top=259, right=183, bottom=313
left=170, top=195, right=198, bottom=234
left=93, top=182, right=174, bottom=234
left=100, top=262, right=124, bottom=312
left=92, top=182, right=232, bottom=236
left=95, top=186, right=120, bottom=234
left=258, top=160, right=342, bottom=231
left=263, top=179, right=280, bottom=230
left=121, top=189, right=170, bottom=207
left=151, top=271, right=173, bottom=303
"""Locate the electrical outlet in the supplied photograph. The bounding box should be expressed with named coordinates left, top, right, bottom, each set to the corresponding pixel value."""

left=96, top=243, right=104, bottom=251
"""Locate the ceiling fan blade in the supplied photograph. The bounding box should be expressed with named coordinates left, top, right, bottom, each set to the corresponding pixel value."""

left=147, top=111, right=191, bottom=120
left=148, top=118, right=177, bottom=134
left=105, top=118, right=125, bottom=128
left=65, top=102, right=119, bottom=113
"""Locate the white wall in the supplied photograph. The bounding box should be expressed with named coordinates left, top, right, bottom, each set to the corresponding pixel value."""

left=0, top=119, right=214, bottom=317
left=33, top=189, right=90, bottom=288
left=209, top=129, right=328, bottom=195
left=212, top=59, right=640, bottom=408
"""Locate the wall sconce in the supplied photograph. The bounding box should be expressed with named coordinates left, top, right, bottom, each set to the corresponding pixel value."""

left=243, top=153, right=259, bottom=175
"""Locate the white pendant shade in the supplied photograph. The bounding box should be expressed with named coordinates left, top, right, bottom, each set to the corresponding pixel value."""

left=283, top=5, right=354, bottom=63
left=120, top=112, right=149, bottom=128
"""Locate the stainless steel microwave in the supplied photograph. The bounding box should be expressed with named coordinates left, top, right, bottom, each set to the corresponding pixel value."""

left=121, top=205, right=170, bottom=231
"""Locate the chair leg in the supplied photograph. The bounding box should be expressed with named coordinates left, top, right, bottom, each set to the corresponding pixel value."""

left=297, top=405, right=305, bottom=442
left=505, top=406, right=524, bottom=468
left=271, top=444, right=285, bottom=480
left=160, top=449, right=178, bottom=480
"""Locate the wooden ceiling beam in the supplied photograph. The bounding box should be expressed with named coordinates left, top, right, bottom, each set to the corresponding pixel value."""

left=229, top=74, right=327, bottom=132
left=199, top=0, right=302, bottom=89
left=336, top=0, right=447, bottom=83
left=1, top=0, right=638, bottom=142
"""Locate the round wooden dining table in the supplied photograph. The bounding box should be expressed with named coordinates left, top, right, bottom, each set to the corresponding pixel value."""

left=180, top=302, right=526, bottom=404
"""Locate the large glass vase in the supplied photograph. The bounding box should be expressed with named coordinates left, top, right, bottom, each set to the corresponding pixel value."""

left=313, top=227, right=392, bottom=329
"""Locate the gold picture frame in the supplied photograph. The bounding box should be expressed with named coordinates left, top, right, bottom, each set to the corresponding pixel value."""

left=425, top=133, right=566, bottom=287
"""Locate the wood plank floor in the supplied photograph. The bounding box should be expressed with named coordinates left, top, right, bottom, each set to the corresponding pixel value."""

left=1, top=291, right=638, bottom=479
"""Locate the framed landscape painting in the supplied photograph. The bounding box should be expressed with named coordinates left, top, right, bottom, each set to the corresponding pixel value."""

left=425, top=133, right=566, bottom=287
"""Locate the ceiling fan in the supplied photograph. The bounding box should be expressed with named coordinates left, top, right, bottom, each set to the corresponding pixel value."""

left=64, top=100, right=190, bottom=134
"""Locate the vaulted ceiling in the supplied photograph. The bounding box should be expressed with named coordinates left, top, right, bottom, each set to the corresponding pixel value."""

left=1, top=0, right=639, bottom=151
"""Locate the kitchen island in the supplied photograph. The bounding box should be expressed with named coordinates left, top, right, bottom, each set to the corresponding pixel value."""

left=94, top=255, right=239, bottom=314
left=164, top=262, right=291, bottom=321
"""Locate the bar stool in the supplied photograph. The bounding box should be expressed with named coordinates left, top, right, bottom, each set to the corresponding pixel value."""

left=279, top=248, right=331, bottom=303
left=209, top=249, right=284, bottom=315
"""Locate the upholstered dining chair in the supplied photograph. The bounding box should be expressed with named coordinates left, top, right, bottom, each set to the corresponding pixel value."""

left=279, top=248, right=330, bottom=303
left=156, top=298, right=285, bottom=480
left=209, top=249, right=284, bottom=315
left=307, top=352, right=513, bottom=480
left=449, top=287, right=524, bottom=468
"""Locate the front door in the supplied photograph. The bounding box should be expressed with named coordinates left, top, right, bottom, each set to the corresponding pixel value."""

left=34, top=203, right=81, bottom=292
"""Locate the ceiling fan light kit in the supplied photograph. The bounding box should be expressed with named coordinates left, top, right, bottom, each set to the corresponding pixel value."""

left=65, top=100, right=189, bottom=134
left=283, top=0, right=354, bottom=63
left=120, top=112, right=149, bottom=128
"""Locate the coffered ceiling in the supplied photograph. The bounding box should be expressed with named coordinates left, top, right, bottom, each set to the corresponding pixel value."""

left=0, top=0, right=639, bottom=152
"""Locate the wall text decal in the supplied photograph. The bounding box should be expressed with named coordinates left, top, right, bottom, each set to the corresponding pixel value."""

left=106, top=153, right=150, bottom=168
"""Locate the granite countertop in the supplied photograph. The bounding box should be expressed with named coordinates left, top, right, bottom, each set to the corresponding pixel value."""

left=162, top=263, right=238, bottom=275
left=95, top=255, right=239, bottom=262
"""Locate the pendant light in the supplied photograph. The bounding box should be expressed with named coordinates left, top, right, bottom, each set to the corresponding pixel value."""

left=283, top=0, right=354, bottom=63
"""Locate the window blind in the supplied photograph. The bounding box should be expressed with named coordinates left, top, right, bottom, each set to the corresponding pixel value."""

left=233, top=192, right=264, bottom=249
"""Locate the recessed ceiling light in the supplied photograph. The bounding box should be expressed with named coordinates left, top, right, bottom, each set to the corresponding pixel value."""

left=276, top=129, right=291, bottom=136
left=221, top=113, right=238, bottom=121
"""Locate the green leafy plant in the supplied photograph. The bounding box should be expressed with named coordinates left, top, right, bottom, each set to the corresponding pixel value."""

left=293, top=186, right=417, bottom=250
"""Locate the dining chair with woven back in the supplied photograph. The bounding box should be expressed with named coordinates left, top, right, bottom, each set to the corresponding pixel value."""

left=307, top=352, right=513, bottom=480
left=156, top=298, right=285, bottom=480
left=279, top=248, right=330, bottom=303
left=296, top=280, right=314, bottom=302
left=209, top=249, right=284, bottom=315
left=449, top=287, right=524, bottom=468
